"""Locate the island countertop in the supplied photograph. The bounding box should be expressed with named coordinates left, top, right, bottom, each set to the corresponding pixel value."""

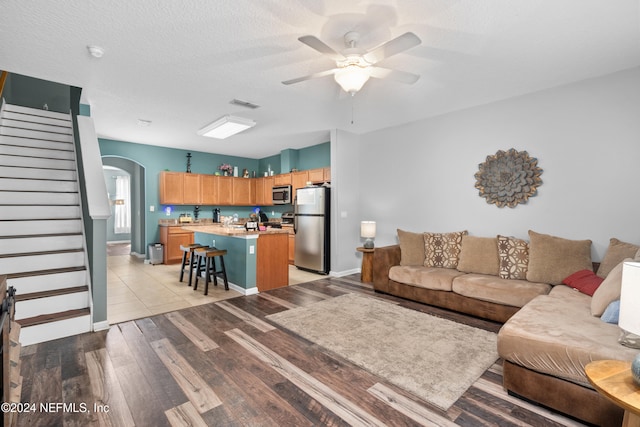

left=180, top=224, right=291, bottom=238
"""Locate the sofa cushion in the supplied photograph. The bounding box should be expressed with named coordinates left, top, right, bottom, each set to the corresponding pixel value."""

left=424, top=231, right=467, bottom=269
left=389, top=266, right=465, bottom=291
left=457, top=236, right=500, bottom=276
left=497, top=290, right=638, bottom=388
left=562, top=269, right=604, bottom=296
left=591, top=259, right=630, bottom=316
left=397, top=229, right=426, bottom=266
left=526, top=230, right=593, bottom=285
left=497, top=235, right=529, bottom=280
left=452, top=274, right=551, bottom=308
left=597, top=238, right=640, bottom=278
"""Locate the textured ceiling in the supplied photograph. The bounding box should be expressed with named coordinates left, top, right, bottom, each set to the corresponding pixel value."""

left=1, top=0, right=639, bottom=158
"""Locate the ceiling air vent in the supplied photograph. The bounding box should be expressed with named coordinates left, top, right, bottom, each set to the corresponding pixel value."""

left=230, top=98, right=260, bottom=109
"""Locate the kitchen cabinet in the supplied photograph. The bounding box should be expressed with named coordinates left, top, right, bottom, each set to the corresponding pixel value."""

left=274, top=173, right=291, bottom=186
left=288, top=233, right=295, bottom=265
left=200, top=174, right=216, bottom=205
left=183, top=173, right=201, bottom=204
left=159, top=226, right=194, bottom=264
left=233, top=178, right=255, bottom=205
left=216, top=176, right=234, bottom=205
left=255, top=176, right=274, bottom=206
left=257, top=233, right=289, bottom=291
left=323, top=167, right=331, bottom=182
left=307, top=168, right=324, bottom=183
left=159, top=171, right=184, bottom=204
left=291, top=170, right=309, bottom=200
left=159, top=171, right=201, bottom=205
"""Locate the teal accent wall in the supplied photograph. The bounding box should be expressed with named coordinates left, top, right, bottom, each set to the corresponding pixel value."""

left=298, top=141, right=330, bottom=170
left=258, top=154, right=281, bottom=176
left=80, top=103, right=91, bottom=117
left=99, top=138, right=331, bottom=251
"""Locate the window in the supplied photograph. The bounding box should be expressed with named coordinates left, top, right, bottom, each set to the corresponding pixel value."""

left=114, top=175, right=131, bottom=234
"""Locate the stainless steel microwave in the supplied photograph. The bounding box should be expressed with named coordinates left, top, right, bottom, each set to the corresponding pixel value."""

left=272, top=185, right=291, bottom=205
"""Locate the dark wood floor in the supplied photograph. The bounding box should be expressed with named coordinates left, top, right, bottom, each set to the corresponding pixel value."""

left=16, top=274, right=587, bottom=427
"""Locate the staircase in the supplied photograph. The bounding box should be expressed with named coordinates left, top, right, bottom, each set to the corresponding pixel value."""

left=0, top=102, right=92, bottom=346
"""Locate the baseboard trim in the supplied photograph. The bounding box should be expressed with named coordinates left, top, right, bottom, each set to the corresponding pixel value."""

left=93, top=320, right=110, bottom=331
left=229, top=282, right=258, bottom=295
left=330, top=268, right=360, bottom=277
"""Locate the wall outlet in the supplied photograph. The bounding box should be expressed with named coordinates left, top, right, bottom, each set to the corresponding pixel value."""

left=212, top=239, right=216, bottom=247
left=149, top=205, right=155, bottom=212
left=249, top=245, right=255, bottom=254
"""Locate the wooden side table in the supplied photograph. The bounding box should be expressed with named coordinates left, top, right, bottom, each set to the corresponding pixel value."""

left=357, top=247, right=374, bottom=283
left=585, top=360, right=640, bottom=427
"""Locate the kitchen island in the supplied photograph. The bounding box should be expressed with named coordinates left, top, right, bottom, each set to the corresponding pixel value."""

left=181, top=224, right=290, bottom=294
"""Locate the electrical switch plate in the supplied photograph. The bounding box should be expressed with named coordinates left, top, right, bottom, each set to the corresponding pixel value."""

left=341, top=211, right=348, bottom=218
left=212, top=239, right=216, bottom=247
left=149, top=205, right=155, bottom=212
left=249, top=245, right=255, bottom=254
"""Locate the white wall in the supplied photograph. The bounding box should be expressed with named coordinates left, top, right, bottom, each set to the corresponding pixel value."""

left=330, top=129, right=362, bottom=275
left=352, top=67, right=640, bottom=265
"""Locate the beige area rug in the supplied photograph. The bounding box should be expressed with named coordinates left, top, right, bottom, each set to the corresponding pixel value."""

left=266, top=293, right=498, bottom=410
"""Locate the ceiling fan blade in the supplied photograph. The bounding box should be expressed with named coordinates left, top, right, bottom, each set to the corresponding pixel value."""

left=298, top=35, right=344, bottom=61
left=368, top=67, right=420, bottom=84
left=282, top=68, right=339, bottom=85
left=363, top=32, right=421, bottom=64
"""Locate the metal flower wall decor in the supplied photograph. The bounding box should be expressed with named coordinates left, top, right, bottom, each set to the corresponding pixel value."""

left=474, top=149, right=543, bottom=208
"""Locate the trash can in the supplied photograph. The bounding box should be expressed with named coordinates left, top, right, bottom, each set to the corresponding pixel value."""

left=148, top=243, right=164, bottom=265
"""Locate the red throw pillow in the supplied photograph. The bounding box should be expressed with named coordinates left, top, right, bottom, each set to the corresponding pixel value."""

left=562, top=269, right=604, bottom=296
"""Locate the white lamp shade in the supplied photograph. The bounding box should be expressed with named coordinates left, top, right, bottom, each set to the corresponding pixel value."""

left=619, top=261, right=640, bottom=336
left=334, top=65, right=370, bottom=94
left=360, top=221, right=376, bottom=239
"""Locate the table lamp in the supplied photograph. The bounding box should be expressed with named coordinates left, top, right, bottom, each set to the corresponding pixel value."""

left=361, top=221, right=376, bottom=249
left=619, top=261, right=640, bottom=385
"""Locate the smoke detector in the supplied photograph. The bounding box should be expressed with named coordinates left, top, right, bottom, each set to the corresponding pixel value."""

left=87, top=45, right=105, bottom=58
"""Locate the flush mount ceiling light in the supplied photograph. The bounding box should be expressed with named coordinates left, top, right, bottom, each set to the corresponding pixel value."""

left=137, top=119, right=152, bottom=127
left=197, top=115, right=256, bottom=139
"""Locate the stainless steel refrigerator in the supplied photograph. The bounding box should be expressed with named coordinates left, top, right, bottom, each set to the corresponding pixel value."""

left=294, top=186, right=330, bottom=274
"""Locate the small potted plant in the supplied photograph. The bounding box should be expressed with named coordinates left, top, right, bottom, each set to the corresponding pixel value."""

left=218, top=163, right=233, bottom=176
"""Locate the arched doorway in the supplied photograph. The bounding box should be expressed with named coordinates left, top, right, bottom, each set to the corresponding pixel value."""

left=101, top=156, right=146, bottom=256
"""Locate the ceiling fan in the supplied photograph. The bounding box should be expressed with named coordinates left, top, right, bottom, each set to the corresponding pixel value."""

left=283, top=31, right=422, bottom=95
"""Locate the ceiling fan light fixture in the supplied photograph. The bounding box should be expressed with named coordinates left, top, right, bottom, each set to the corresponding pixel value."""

left=334, top=65, right=370, bottom=95
left=197, top=115, right=256, bottom=139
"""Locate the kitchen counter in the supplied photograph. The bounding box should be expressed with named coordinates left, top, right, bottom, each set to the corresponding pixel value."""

left=181, top=224, right=291, bottom=237
left=185, top=224, right=290, bottom=294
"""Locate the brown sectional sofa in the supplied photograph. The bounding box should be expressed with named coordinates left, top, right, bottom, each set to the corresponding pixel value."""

left=372, top=231, right=640, bottom=426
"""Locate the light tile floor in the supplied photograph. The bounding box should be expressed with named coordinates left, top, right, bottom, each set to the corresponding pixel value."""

left=107, top=249, right=324, bottom=324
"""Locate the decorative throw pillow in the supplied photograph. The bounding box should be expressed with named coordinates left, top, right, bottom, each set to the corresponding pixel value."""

left=591, top=259, right=631, bottom=316
left=397, top=229, right=426, bottom=266
left=596, top=238, right=640, bottom=278
left=424, top=231, right=468, bottom=269
left=600, top=300, right=620, bottom=324
left=457, top=236, right=499, bottom=275
left=526, top=230, right=593, bottom=285
left=562, top=269, right=604, bottom=296
left=497, top=235, right=529, bottom=280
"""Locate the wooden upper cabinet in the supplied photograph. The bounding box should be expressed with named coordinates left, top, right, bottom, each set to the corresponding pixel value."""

left=183, top=173, right=201, bottom=204
left=273, top=173, right=291, bottom=186
left=307, top=168, right=324, bottom=183
left=291, top=170, right=309, bottom=200
left=200, top=174, right=216, bottom=205
left=233, top=178, right=255, bottom=205
left=159, top=171, right=184, bottom=204
left=255, top=177, right=274, bottom=206
left=216, top=176, right=234, bottom=205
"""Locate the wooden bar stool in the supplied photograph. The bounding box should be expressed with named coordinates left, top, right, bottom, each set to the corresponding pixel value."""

left=179, top=244, right=205, bottom=287
left=194, top=247, right=229, bottom=295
